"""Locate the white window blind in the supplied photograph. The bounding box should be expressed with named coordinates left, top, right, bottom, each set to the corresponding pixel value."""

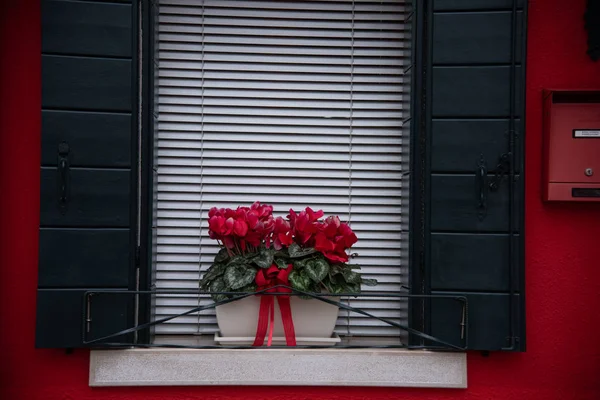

left=154, top=0, right=411, bottom=340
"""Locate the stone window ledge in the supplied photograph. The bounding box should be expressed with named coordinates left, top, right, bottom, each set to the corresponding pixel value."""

left=90, top=348, right=467, bottom=388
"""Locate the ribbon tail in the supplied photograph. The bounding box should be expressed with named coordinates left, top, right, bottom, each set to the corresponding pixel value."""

left=267, top=300, right=275, bottom=347
left=252, top=295, right=272, bottom=347
left=277, top=296, right=296, bottom=347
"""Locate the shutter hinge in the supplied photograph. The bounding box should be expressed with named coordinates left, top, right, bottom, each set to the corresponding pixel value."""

left=86, top=294, right=93, bottom=333
left=499, top=336, right=520, bottom=351
left=460, top=303, right=466, bottom=340
left=504, top=335, right=520, bottom=349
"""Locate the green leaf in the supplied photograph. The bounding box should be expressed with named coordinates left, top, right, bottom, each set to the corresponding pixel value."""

left=274, top=258, right=288, bottom=269
left=288, top=270, right=312, bottom=292
left=292, top=258, right=310, bottom=270
left=328, top=265, right=343, bottom=285
left=288, top=243, right=316, bottom=258
left=214, top=248, right=230, bottom=263
left=324, top=281, right=361, bottom=295
left=252, top=247, right=275, bottom=269
left=342, top=283, right=360, bottom=295
left=227, top=255, right=246, bottom=267
left=274, top=248, right=289, bottom=258
left=341, top=269, right=361, bottom=284
left=236, top=282, right=257, bottom=293
left=346, top=283, right=361, bottom=293
left=348, top=283, right=361, bottom=294
left=210, top=276, right=227, bottom=291
left=304, top=258, right=329, bottom=283
left=329, top=264, right=343, bottom=275
left=330, top=285, right=345, bottom=295
left=346, top=264, right=361, bottom=270
left=209, top=277, right=229, bottom=302
left=328, top=273, right=341, bottom=285
left=361, top=278, right=378, bottom=287
left=224, top=264, right=257, bottom=290
left=211, top=293, right=228, bottom=302
left=200, top=262, right=227, bottom=289
left=298, top=283, right=319, bottom=299
left=322, top=279, right=335, bottom=294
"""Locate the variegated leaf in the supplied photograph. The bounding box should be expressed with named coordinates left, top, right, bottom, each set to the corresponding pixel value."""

left=214, top=248, right=230, bottom=263
left=288, top=243, right=316, bottom=258
left=224, top=265, right=257, bottom=290
left=304, top=259, right=329, bottom=283
left=361, top=278, right=378, bottom=286
left=341, top=269, right=361, bottom=284
left=274, top=258, right=288, bottom=269
left=288, top=270, right=312, bottom=292
left=252, top=247, right=275, bottom=269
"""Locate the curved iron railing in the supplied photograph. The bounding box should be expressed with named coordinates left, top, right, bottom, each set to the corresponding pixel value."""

left=82, top=288, right=468, bottom=351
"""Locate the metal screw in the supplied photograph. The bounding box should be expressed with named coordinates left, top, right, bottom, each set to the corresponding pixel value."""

left=585, top=168, right=593, bottom=177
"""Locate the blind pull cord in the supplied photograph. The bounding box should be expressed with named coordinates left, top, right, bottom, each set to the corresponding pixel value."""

left=196, top=0, right=206, bottom=335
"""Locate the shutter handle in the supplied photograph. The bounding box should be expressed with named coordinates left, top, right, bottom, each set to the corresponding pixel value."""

left=57, top=142, right=70, bottom=214
left=476, top=155, right=488, bottom=221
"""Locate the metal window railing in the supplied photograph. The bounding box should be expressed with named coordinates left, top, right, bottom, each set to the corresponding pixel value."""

left=82, top=288, right=468, bottom=351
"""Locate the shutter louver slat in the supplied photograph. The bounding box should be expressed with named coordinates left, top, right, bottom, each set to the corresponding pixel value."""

left=155, top=0, right=410, bottom=340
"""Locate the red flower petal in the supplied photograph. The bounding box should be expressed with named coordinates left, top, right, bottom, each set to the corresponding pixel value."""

left=328, top=252, right=349, bottom=263
left=224, top=217, right=235, bottom=235
left=306, top=207, right=324, bottom=221
left=208, top=216, right=225, bottom=234
left=247, top=212, right=259, bottom=229
left=223, top=236, right=235, bottom=249
left=314, top=232, right=335, bottom=252
left=323, top=222, right=338, bottom=238
left=346, top=234, right=358, bottom=248
left=233, top=219, right=248, bottom=237
left=279, top=232, right=293, bottom=246
left=326, top=215, right=341, bottom=228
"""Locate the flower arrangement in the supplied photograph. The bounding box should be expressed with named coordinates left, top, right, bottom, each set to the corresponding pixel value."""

left=199, top=201, right=377, bottom=302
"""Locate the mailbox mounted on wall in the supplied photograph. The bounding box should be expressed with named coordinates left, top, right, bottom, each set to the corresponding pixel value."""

left=543, top=89, right=600, bottom=201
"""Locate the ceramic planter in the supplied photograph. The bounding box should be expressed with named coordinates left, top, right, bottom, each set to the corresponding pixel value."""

left=214, top=295, right=340, bottom=345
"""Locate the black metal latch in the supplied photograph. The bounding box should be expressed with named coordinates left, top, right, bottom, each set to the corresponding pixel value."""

left=57, top=141, right=70, bottom=214
left=476, top=152, right=511, bottom=220
left=476, top=155, right=488, bottom=220
left=489, top=153, right=511, bottom=192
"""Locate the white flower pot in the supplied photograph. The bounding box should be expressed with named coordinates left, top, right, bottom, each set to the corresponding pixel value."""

left=215, top=295, right=340, bottom=345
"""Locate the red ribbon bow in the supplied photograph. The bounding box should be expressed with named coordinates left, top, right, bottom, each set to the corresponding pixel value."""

left=252, top=264, right=297, bottom=347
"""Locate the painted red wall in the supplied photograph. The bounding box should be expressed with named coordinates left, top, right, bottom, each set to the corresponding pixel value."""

left=1, top=0, right=599, bottom=399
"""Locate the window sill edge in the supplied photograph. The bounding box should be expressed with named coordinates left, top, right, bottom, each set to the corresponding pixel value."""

left=89, top=348, right=467, bottom=388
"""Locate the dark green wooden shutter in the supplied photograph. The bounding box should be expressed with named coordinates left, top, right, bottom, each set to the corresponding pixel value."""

left=411, top=0, right=526, bottom=351
left=36, top=0, right=138, bottom=348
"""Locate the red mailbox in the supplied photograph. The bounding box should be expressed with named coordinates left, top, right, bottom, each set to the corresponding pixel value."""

left=543, top=89, right=600, bottom=202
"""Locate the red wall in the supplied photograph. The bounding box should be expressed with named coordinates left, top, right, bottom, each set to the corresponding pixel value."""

left=1, top=0, right=599, bottom=399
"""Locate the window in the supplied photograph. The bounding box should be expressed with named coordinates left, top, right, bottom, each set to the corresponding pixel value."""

left=154, top=0, right=411, bottom=344
left=37, top=0, right=527, bottom=364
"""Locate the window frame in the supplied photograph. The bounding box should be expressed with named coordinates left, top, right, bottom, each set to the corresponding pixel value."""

left=86, top=0, right=547, bottom=386
left=140, top=0, right=419, bottom=346
left=132, top=0, right=528, bottom=353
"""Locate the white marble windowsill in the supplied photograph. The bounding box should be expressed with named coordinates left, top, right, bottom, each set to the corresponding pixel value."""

left=90, top=348, right=467, bottom=388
